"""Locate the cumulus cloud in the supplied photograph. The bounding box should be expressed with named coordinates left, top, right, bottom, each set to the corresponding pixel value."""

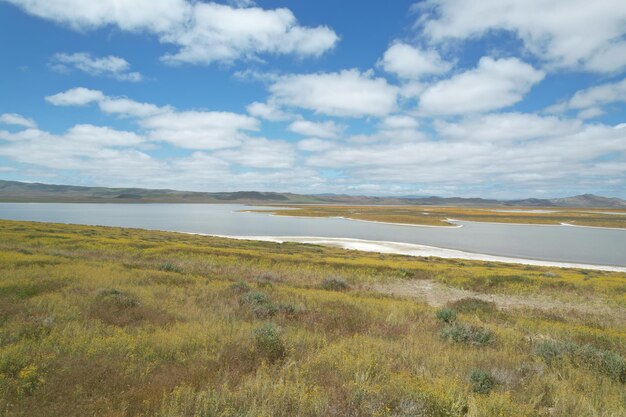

left=45, top=87, right=105, bottom=106
left=215, top=137, right=295, bottom=168
left=49, top=52, right=142, bottom=81
left=45, top=88, right=258, bottom=150
left=419, top=57, right=544, bottom=115
left=297, top=138, right=335, bottom=152
left=380, top=43, right=451, bottom=79
left=545, top=78, right=626, bottom=117
left=418, top=0, right=626, bottom=73
left=435, top=113, right=582, bottom=142
left=142, top=110, right=259, bottom=150
left=6, top=0, right=338, bottom=65
left=0, top=113, right=37, bottom=128
left=246, top=101, right=291, bottom=121
left=305, top=117, right=626, bottom=196
left=288, top=119, right=344, bottom=139
left=268, top=69, right=398, bottom=117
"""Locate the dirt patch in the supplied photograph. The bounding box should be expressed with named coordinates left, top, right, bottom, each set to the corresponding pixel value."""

left=370, top=279, right=626, bottom=324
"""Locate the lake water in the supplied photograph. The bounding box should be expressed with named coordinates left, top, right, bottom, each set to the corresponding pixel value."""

left=1, top=203, right=625, bottom=267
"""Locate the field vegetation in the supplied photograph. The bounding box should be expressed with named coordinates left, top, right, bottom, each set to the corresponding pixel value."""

left=246, top=205, right=626, bottom=228
left=0, top=219, right=625, bottom=416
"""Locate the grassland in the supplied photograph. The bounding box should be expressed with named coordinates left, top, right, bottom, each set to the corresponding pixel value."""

left=1, top=219, right=625, bottom=416
left=246, top=205, right=626, bottom=228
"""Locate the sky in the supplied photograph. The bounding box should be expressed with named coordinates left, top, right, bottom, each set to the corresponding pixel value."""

left=0, top=0, right=625, bottom=198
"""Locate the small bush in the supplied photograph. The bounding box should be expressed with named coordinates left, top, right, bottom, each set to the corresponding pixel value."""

left=158, top=262, right=182, bottom=273
left=440, top=323, right=495, bottom=347
left=435, top=308, right=457, bottom=324
left=253, top=323, right=286, bottom=362
left=239, top=291, right=270, bottom=306
left=534, top=340, right=626, bottom=382
left=469, top=369, right=496, bottom=394
left=320, top=277, right=349, bottom=291
left=239, top=291, right=278, bottom=318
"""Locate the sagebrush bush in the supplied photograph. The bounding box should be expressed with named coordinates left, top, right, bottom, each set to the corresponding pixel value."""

left=435, top=308, right=457, bottom=324
left=534, top=340, right=626, bottom=383
left=158, top=262, right=182, bottom=273
left=439, top=323, right=495, bottom=347
left=320, top=277, right=349, bottom=291
left=469, top=369, right=496, bottom=394
left=253, top=323, right=286, bottom=362
left=239, top=291, right=278, bottom=318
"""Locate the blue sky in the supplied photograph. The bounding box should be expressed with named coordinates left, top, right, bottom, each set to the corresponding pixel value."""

left=1, top=0, right=625, bottom=198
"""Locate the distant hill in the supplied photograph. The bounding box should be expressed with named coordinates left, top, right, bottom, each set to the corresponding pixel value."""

left=1, top=179, right=625, bottom=208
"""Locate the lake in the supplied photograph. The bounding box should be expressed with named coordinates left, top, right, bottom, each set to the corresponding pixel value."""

left=1, top=203, right=625, bottom=267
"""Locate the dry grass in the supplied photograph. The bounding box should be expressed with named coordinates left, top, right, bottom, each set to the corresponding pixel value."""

left=246, top=205, right=626, bottom=228
left=0, top=219, right=625, bottom=416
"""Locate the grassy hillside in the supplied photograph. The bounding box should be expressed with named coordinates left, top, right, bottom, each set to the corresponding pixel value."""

left=0, top=220, right=625, bottom=416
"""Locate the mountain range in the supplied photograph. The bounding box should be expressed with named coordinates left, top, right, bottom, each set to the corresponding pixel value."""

left=1, top=179, right=625, bottom=208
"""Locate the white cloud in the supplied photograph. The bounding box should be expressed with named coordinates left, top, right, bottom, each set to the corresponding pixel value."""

left=269, top=69, right=398, bottom=117
left=435, top=113, right=582, bottom=142
left=7, top=0, right=338, bottom=65
left=63, top=124, right=144, bottom=146
left=545, top=78, right=626, bottom=117
left=380, top=43, right=451, bottom=79
left=381, top=115, right=419, bottom=130
left=297, top=138, right=335, bottom=152
left=45, top=88, right=258, bottom=150
left=568, top=78, right=626, bottom=109
left=161, top=2, right=338, bottom=65
left=288, top=119, right=343, bottom=139
left=418, top=0, right=626, bottom=73
left=577, top=107, right=604, bottom=120
left=142, top=110, right=259, bottom=150
left=50, top=52, right=142, bottom=82
left=215, top=137, right=295, bottom=168
left=98, top=98, right=171, bottom=118
left=45, top=87, right=104, bottom=106
left=305, top=119, right=626, bottom=195
left=419, top=57, right=544, bottom=115
left=0, top=113, right=37, bottom=128
left=246, top=101, right=291, bottom=121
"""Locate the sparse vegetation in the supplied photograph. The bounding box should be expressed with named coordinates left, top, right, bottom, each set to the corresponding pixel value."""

left=319, top=277, right=349, bottom=291
left=247, top=204, right=626, bottom=228
left=0, top=219, right=625, bottom=416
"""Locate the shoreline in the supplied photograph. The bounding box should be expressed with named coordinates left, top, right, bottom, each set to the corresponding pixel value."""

left=200, top=233, right=626, bottom=273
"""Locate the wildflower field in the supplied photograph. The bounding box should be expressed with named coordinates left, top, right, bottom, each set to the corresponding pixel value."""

left=0, top=219, right=625, bottom=416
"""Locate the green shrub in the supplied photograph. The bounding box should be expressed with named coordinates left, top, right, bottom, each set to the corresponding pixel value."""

left=435, top=308, right=457, bottom=324
left=158, top=262, right=182, bottom=273
left=239, top=291, right=270, bottom=306
left=535, top=340, right=626, bottom=382
left=254, top=323, right=286, bottom=362
left=469, top=369, right=496, bottom=394
left=439, top=323, right=495, bottom=347
left=320, top=277, right=349, bottom=291
left=239, top=291, right=278, bottom=318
